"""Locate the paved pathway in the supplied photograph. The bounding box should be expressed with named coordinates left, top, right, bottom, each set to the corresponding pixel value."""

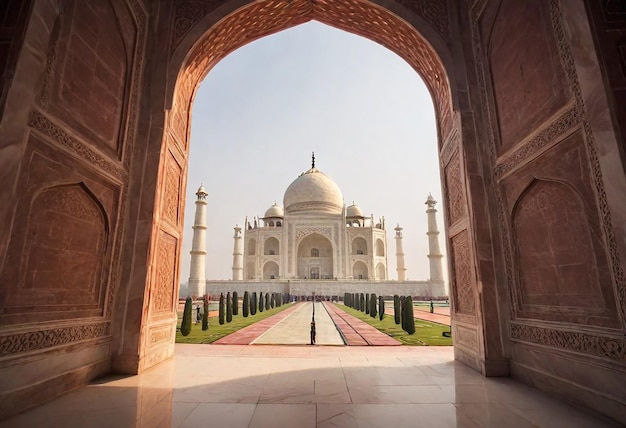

left=213, top=303, right=301, bottom=345
left=253, top=301, right=344, bottom=345
left=325, top=303, right=401, bottom=346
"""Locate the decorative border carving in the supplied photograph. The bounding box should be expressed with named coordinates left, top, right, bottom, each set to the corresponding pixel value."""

left=152, top=231, right=177, bottom=313
left=511, top=323, right=625, bottom=361
left=149, top=325, right=172, bottom=345
left=494, top=107, right=580, bottom=178
left=28, top=110, right=126, bottom=181
left=395, top=0, right=449, bottom=37
left=547, top=0, right=626, bottom=324
left=0, top=322, right=111, bottom=357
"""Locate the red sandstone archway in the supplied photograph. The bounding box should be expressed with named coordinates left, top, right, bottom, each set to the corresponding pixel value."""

left=115, top=0, right=506, bottom=381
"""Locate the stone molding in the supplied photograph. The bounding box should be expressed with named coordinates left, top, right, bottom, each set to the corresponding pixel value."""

left=0, top=322, right=111, bottom=357
left=510, top=323, right=625, bottom=362
left=395, top=0, right=449, bottom=37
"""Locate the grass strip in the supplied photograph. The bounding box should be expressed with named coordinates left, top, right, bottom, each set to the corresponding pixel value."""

left=175, top=304, right=292, bottom=344
left=334, top=304, right=452, bottom=346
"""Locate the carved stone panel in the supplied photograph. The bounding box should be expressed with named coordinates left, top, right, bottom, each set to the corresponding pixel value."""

left=501, top=132, right=619, bottom=328
left=489, top=0, right=570, bottom=151
left=44, top=0, right=131, bottom=154
left=151, top=231, right=177, bottom=313
left=450, top=230, right=476, bottom=316
left=0, top=136, right=120, bottom=325
left=161, top=152, right=182, bottom=227
left=444, top=150, right=464, bottom=226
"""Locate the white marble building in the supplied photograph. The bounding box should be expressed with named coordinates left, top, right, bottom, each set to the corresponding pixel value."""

left=189, top=155, right=447, bottom=298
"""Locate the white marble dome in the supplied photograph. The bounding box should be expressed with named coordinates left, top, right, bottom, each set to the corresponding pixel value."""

left=264, top=203, right=284, bottom=218
left=283, top=168, right=344, bottom=215
left=346, top=203, right=364, bottom=218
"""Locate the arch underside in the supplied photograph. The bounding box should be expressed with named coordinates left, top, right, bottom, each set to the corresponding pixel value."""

left=172, top=0, right=453, bottom=151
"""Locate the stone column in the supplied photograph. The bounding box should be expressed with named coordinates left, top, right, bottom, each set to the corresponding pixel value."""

left=232, top=225, right=243, bottom=280
left=188, top=185, right=208, bottom=297
left=394, top=224, right=407, bottom=281
left=425, top=194, right=444, bottom=283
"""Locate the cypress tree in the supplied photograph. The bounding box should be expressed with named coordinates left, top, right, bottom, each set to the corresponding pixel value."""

left=265, top=292, right=270, bottom=309
left=360, top=293, right=365, bottom=312
left=251, top=292, right=257, bottom=315
left=404, top=296, right=416, bottom=334
left=400, top=296, right=407, bottom=331
left=393, top=295, right=400, bottom=324
left=232, top=291, right=238, bottom=315
left=259, top=292, right=264, bottom=312
left=202, top=297, right=209, bottom=331
left=370, top=293, right=377, bottom=318
left=379, top=295, right=385, bottom=321
left=243, top=291, right=249, bottom=317
left=365, top=293, right=370, bottom=314
left=226, top=291, right=233, bottom=322
left=218, top=293, right=225, bottom=325
left=181, top=297, right=192, bottom=336
left=270, top=293, right=275, bottom=308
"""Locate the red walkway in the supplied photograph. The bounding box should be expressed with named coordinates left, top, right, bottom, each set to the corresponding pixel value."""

left=213, top=303, right=302, bottom=345
left=324, top=303, right=401, bottom=346
left=384, top=306, right=451, bottom=326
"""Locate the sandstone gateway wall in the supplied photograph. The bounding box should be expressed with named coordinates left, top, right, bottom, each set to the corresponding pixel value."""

left=0, top=0, right=624, bottom=424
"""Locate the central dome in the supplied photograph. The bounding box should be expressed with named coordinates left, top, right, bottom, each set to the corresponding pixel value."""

left=283, top=167, right=344, bottom=215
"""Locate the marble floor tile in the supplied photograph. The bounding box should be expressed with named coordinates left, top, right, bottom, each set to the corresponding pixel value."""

left=0, top=345, right=619, bottom=428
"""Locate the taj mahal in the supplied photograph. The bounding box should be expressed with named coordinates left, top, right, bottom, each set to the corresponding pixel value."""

left=188, top=155, right=447, bottom=299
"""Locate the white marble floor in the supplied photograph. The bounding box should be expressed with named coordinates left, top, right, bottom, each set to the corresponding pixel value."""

left=1, top=345, right=619, bottom=428
left=253, top=302, right=344, bottom=345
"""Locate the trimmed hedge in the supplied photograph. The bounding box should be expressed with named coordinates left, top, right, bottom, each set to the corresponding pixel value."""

left=243, top=291, right=249, bottom=317
left=226, top=291, right=233, bottom=322
left=393, top=295, right=400, bottom=325
left=378, top=295, right=384, bottom=321
left=202, top=297, right=209, bottom=331
left=180, top=297, right=192, bottom=336
left=403, top=295, right=416, bottom=334
left=370, top=293, right=377, bottom=318
left=259, top=292, right=264, bottom=312
left=232, top=291, right=238, bottom=315
left=219, top=293, right=225, bottom=325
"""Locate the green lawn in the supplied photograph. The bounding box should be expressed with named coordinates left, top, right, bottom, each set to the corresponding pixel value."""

left=175, top=304, right=293, bottom=344
left=334, top=304, right=452, bottom=346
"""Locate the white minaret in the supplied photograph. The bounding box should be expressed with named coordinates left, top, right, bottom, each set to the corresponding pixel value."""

left=232, top=225, right=243, bottom=280
left=394, top=224, right=407, bottom=281
left=188, top=184, right=208, bottom=297
left=425, top=194, right=444, bottom=283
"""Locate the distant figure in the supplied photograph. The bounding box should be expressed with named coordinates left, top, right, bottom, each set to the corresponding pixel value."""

left=310, top=321, right=316, bottom=345
left=430, top=300, right=434, bottom=314
left=196, top=306, right=201, bottom=323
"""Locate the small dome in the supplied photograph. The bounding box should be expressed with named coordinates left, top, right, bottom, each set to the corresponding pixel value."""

left=196, top=184, right=207, bottom=195
left=264, top=203, right=284, bottom=218
left=284, top=168, right=344, bottom=215
left=425, top=193, right=436, bottom=204
left=346, top=203, right=364, bottom=218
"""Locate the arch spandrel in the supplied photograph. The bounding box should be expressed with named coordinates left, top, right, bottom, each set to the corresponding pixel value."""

left=167, top=0, right=457, bottom=146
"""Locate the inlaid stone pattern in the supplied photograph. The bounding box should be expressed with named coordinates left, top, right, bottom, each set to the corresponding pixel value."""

left=152, top=231, right=177, bottom=313
left=296, top=227, right=333, bottom=241
left=451, top=230, right=475, bottom=316
left=394, top=0, right=449, bottom=37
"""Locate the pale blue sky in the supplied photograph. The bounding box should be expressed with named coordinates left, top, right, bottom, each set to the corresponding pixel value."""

left=180, top=21, right=446, bottom=284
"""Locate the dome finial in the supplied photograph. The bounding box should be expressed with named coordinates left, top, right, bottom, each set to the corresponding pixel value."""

left=312, top=152, right=315, bottom=169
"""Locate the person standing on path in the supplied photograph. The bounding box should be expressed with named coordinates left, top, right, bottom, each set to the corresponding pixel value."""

left=310, top=320, right=316, bottom=345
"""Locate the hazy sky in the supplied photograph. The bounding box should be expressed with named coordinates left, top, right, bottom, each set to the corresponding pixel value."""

left=179, top=21, right=447, bottom=284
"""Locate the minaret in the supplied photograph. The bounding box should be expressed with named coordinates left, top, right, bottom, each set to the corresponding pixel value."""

left=394, top=224, right=407, bottom=281
left=232, top=225, right=243, bottom=280
left=425, top=194, right=444, bottom=283
left=188, top=184, right=208, bottom=297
